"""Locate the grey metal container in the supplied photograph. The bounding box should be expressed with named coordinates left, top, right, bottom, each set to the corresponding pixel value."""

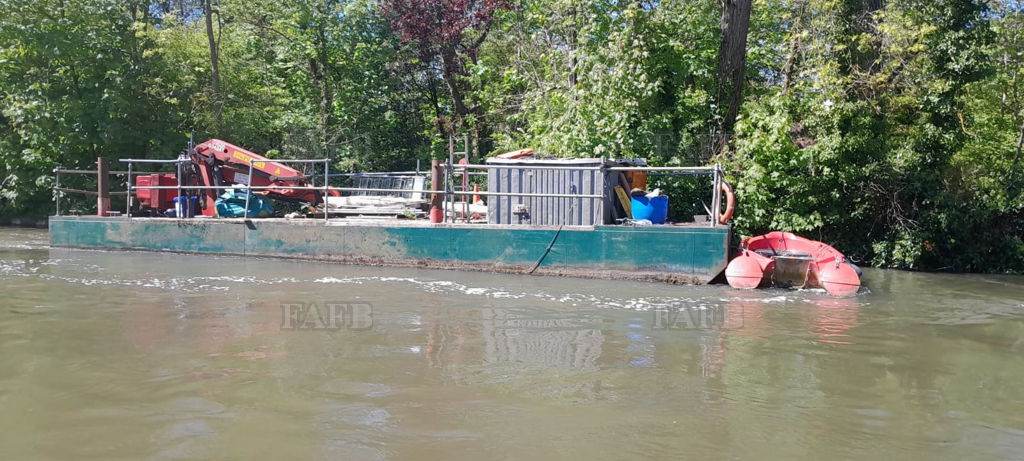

left=485, top=158, right=643, bottom=226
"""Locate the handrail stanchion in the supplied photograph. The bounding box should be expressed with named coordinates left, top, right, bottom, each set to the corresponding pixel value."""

left=711, top=164, right=722, bottom=227
left=446, top=137, right=453, bottom=224
left=718, top=166, right=724, bottom=226
left=54, top=167, right=61, bottom=216
left=323, top=159, right=330, bottom=224
left=243, top=159, right=254, bottom=220
left=126, top=161, right=133, bottom=218
left=175, top=158, right=182, bottom=220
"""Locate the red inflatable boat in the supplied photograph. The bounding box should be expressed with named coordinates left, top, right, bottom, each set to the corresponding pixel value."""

left=725, top=232, right=862, bottom=296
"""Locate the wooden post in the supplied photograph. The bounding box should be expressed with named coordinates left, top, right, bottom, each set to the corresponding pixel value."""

left=430, top=159, right=443, bottom=223
left=96, top=157, right=110, bottom=216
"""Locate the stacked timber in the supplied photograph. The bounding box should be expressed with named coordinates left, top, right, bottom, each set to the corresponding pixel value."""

left=322, top=196, right=427, bottom=217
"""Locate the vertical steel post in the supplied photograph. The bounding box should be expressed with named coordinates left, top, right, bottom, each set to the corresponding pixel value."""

left=710, top=166, right=718, bottom=227
left=711, top=164, right=722, bottom=227
left=462, top=134, right=470, bottom=223
left=54, top=168, right=61, bottom=217
left=598, top=164, right=606, bottom=225
left=446, top=136, right=453, bottom=223
left=175, top=158, right=183, bottom=219
left=126, top=162, right=133, bottom=218
left=323, top=158, right=329, bottom=224
left=243, top=159, right=254, bottom=220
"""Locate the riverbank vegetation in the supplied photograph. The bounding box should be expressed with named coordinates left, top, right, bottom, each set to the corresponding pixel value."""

left=1, top=0, right=1021, bottom=272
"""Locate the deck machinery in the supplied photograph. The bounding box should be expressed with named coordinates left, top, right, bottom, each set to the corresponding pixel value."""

left=134, top=139, right=336, bottom=216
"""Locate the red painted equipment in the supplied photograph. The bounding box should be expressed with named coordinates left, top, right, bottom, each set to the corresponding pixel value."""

left=134, top=173, right=178, bottom=212
left=190, top=139, right=338, bottom=216
left=725, top=231, right=861, bottom=296
left=132, top=139, right=339, bottom=216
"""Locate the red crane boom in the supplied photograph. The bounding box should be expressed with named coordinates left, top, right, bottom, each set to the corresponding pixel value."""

left=190, top=139, right=336, bottom=216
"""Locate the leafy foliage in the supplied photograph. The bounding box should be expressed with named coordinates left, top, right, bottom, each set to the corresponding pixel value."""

left=0, top=0, right=1020, bottom=272
left=727, top=0, right=1022, bottom=272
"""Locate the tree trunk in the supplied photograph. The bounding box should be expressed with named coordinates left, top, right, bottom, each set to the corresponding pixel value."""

left=439, top=48, right=470, bottom=132
left=204, top=0, right=222, bottom=127
left=309, top=19, right=332, bottom=157
left=568, top=3, right=578, bottom=89
left=850, top=0, right=883, bottom=74
left=716, top=0, right=752, bottom=149
left=1013, top=118, right=1024, bottom=178
left=781, top=0, right=807, bottom=94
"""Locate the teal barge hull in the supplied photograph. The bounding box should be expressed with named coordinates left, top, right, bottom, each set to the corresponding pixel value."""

left=49, top=216, right=731, bottom=284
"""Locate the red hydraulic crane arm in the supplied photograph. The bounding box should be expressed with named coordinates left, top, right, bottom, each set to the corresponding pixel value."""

left=190, top=139, right=336, bottom=216
left=194, top=139, right=306, bottom=182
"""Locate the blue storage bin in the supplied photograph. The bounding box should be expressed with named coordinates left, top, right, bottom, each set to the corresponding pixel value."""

left=630, top=196, right=669, bottom=224
left=172, top=196, right=198, bottom=218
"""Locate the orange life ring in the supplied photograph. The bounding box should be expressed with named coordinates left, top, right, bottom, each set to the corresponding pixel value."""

left=719, top=181, right=735, bottom=224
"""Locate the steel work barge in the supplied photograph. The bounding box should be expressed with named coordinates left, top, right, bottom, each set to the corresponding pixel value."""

left=49, top=139, right=733, bottom=284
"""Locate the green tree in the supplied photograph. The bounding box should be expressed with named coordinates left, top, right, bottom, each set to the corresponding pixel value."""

left=0, top=0, right=186, bottom=217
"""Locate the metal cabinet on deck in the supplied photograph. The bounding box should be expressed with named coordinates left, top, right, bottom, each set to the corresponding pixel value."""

left=485, top=158, right=645, bottom=226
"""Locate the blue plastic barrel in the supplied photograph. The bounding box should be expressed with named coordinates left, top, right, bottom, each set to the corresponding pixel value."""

left=172, top=196, right=198, bottom=218
left=630, top=196, right=669, bottom=224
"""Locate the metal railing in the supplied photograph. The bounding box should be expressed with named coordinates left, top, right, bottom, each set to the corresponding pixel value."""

left=53, top=159, right=135, bottom=216
left=440, top=161, right=725, bottom=227
left=613, top=165, right=724, bottom=225
left=56, top=156, right=727, bottom=228
left=120, top=157, right=331, bottom=221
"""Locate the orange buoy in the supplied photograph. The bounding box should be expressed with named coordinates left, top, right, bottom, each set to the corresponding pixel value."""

left=817, top=261, right=861, bottom=297
left=725, top=251, right=767, bottom=289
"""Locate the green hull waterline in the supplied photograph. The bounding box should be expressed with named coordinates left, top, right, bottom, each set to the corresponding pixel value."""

left=48, top=217, right=731, bottom=284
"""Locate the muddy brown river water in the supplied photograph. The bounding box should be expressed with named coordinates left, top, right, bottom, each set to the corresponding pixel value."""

left=1, top=227, right=1023, bottom=460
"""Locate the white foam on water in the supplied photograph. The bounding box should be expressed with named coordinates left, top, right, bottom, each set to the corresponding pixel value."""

left=311, top=274, right=733, bottom=311
left=0, top=243, right=44, bottom=250
left=4, top=255, right=853, bottom=310
left=1, top=260, right=303, bottom=293
left=314, top=276, right=364, bottom=284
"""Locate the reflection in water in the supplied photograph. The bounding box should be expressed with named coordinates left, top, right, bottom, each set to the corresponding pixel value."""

left=422, top=309, right=470, bottom=369
left=2, top=228, right=1024, bottom=460
left=808, top=296, right=861, bottom=345
left=726, top=291, right=866, bottom=344
left=480, top=309, right=603, bottom=370
left=699, top=335, right=726, bottom=378
left=420, top=308, right=605, bottom=370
